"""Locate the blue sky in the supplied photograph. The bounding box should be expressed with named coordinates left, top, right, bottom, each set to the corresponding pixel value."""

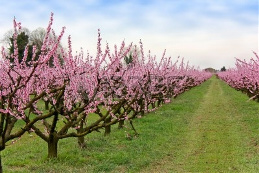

left=0, top=0, right=258, bottom=69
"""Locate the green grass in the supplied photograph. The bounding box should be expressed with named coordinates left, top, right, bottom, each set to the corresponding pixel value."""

left=142, top=76, right=259, bottom=172
left=2, top=76, right=259, bottom=172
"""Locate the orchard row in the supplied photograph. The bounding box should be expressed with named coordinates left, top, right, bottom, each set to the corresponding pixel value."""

left=218, top=52, right=259, bottom=100
left=0, top=13, right=211, bottom=171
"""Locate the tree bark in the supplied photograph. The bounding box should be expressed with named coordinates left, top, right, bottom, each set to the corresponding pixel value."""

left=77, top=127, right=86, bottom=149
left=47, top=134, right=58, bottom=158
left=44, top=100, right=49, bottom=110
left=104, top=116, right=111, bottom=136
left=77, top=115, right=87, bottom=149
left=77, top=136, right=86, bottom=149
left=47, top=111, right=59, bottom=158
left=118, top=120, right=124, bottom=129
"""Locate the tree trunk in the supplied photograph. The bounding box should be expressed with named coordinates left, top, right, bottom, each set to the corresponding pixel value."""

left=104, top=116, right=111, bottom=136
left=77, top=116, right=87, bottom=149
left=77, top=136, right=86, bottom=149
left=118, top=120, right=124, bottom=129
left=47, top=135, right=58, bottom=158
left=44, top=100, right=49, bottom=110
left=158, top=100, right=162, bottom=106
left=139, top=99, right=145, bottom=116
left=77, top=128, right=86, bottom=149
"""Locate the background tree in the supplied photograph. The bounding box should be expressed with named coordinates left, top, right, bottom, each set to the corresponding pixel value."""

left=29, top=27, right=46, bottom=49
left=0, top=27, right=30, bottom=46
left=2, top=27, right=63, bottom=67
left=8, top=31, right=33, bottom=65
left=220, top=66, right=226, bottom=71
left=124, top=53, right=133, bottom=65
left=123, top=45, right=140, bottom=67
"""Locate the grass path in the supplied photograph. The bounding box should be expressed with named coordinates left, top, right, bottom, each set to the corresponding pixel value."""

left=142, top=76, right=259, bottom=172
left=2, top=76, right=258, bottom=172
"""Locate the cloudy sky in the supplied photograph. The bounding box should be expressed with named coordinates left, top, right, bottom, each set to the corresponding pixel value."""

left=0, top=0, right=258, bottom=69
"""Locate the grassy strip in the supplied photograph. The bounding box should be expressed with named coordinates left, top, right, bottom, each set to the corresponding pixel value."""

left=142, top=76, right=259, bottom=172
left=2, top=78, right=211, bottom=172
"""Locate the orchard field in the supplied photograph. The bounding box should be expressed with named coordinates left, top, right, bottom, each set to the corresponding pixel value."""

left=0, top=14, right=258, bottom=173
left=1, top=76, right=258, bottom=172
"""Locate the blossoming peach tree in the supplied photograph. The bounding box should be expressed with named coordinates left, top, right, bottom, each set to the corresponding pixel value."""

left=217, top=52, right=259, bottom=100
left=0, top=13, right=67, bottom=172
